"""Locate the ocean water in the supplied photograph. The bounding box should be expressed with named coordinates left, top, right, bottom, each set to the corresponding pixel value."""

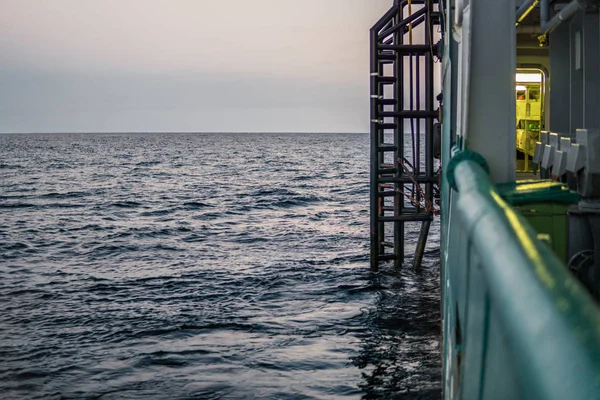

left=0, top=132, right=441, bottom=399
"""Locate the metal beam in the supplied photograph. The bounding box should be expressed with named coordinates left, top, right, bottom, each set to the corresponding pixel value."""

left=460, top=0, right=516, bottom=182
left=540, top=0, right=586, bottom=37
left=369, top=26, right=380, bottom=270
left=540, top=0, right=550, bottom=27
left=516, top=0, right=540, bottom=26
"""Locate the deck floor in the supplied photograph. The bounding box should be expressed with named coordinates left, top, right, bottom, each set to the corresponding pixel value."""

left=516, top=171, right=541, bottom=181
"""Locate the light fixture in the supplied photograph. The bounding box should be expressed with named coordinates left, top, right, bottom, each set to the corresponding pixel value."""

left=516, top=73, right=542, bottom=83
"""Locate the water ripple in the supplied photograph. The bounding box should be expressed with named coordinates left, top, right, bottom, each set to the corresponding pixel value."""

left=0, top=132, right=441, bottom=399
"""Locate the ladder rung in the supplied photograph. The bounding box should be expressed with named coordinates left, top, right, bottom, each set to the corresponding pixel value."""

left=377, top=123, right=397, bottom=129
left=380, top=110, right=438, bottom=118
left=381, top=206, right=395, bottom=212
left=378, top=44, right=438, bottom=55
left=378, top=145, right=397, bottom=152
left=402, top=207, right=418, bottom=213
left=379, top=214, right=434, bottom=222
left=378, top=53, right=396, bottom=61
left=378, top=169, right=398, bottom=175
left=378, top=254, right=397, bottom=261
left=376, top=99, right=396, bottom=105
left=379, top=183, right=394, bottom=189
left=378, top=191, right=397, bottom=197
left=381, top=241, right=395, bottom=248
left=379, top=176, right=439, bottom=183
left=376, top=76, right=396, bottom=84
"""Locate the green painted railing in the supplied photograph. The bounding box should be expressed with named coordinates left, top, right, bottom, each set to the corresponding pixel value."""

left=443, top=157, right=600, bottom=399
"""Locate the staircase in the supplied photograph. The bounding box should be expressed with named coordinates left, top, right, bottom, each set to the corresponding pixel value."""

left=369, top=0, right=442, bottom=269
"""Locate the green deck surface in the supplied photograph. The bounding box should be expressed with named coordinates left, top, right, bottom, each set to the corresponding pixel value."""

left=497, top=180, right=579, bottom=262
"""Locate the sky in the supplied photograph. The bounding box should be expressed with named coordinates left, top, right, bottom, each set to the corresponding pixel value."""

left=0, top=0, right=393, bottom=133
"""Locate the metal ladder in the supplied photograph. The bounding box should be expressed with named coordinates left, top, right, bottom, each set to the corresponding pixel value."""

left=369, top=0, right=441, bottom=270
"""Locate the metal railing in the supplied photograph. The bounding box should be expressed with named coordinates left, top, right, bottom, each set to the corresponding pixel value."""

left=444, top=156, right=600, bottom=399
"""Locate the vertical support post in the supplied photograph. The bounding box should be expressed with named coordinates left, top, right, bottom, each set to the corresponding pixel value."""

left=465, top=0, right=516, bottom=183
left=549, top=22, right=570, bottom=133
left=425, top=0, right=434, bottom=204
left=413, top=0, right=435, bottom=270
left=414, top=220, right=432, bottom=270
left=394, top=6, right=405, bottom=268
left=416, top=53, right=422, bottom=185
left=370, top=27, right=380, bottom=270
left=540, top=0, right=550, bottom=28
left=583, top=11, right=600, bottom=130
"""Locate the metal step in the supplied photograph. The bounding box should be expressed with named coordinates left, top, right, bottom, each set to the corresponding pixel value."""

left=378, top=52, right=396, bottom=61
left=378, top=214, right=434, bottom=222
left=378, top=144, right=398, bottom=152
left=376, top=76, right=397, bottom=84
left=379, top=110, right=438, bottom=118
left=377, top=44, right=438, bottom=55
left=376, top=99, right=397, bottom=105
left=377, top=253, right=397, bottom=261
left=379, top=175, right=439, bottom=184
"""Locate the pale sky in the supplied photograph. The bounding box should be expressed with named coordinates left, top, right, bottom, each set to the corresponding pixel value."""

left=0, top=0, right=392, bottom=133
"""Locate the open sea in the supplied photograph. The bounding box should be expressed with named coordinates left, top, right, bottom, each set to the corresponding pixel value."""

left=0, top=132, right=441, bottom=399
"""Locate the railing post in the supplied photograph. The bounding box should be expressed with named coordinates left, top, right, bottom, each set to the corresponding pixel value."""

left=370, top=26, right=380, bottom=271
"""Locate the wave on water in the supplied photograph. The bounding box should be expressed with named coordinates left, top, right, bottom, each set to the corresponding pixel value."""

left=0, top=132, right=441, bottom=399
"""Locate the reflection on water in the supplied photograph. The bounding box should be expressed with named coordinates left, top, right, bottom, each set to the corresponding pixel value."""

left=355, top=252, right=442, bottom=399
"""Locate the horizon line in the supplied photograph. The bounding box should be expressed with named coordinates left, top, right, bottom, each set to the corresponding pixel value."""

left=0, top=131, right=369, bottom=135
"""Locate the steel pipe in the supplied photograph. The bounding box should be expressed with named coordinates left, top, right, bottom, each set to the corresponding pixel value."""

left=372, top=4, right=399, bottom=32
left=378, top=7, right=427, bottom=40
left=393, top=8, right=403, bottom=268
left=369, top=27, right=380, bottom=270
left=540, top=0, right=550, bottom=27
left=516, top=0, right=539, bottom=26
left=540, top=0, right=586, bottom=35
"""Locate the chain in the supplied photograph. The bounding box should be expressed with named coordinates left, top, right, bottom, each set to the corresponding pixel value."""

left=397, top=158, right=440, bottom=216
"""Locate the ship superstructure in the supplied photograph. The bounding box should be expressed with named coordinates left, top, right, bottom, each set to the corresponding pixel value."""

left=370, top=1, right=600, bottom=398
